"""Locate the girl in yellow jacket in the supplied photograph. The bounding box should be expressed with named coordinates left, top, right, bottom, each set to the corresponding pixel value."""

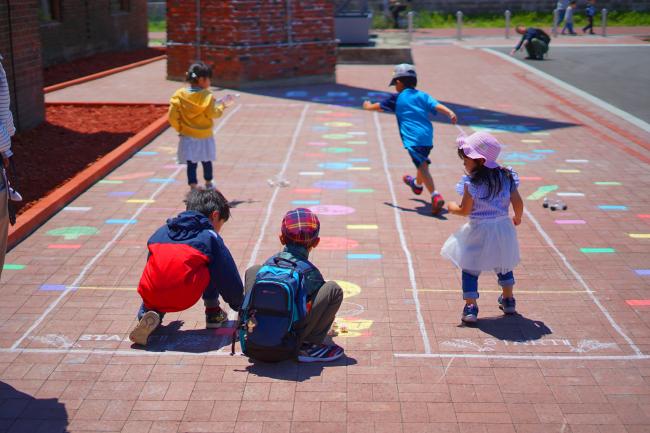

left=168, top=62, right=226, bottom=189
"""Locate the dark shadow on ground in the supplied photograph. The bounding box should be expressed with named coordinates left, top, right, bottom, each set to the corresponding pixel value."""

left=464, top=314, right=552, bottom=341
left=0, top=381, right=69, bottom=433
left=384, top=199, right=449, bottom=220
left=228, top=199, right=260, bottom=208
left=236, top=82, right=577, bottom=133
left=243, top=355, right=357, bottom=382
left=131, top=320, right=235, bottom=353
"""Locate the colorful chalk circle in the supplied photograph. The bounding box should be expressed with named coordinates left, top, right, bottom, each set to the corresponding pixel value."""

left=580, top=248, right=615, bottom=253
left=598, top=205, right=627, bottom=211
left=323, top=134, right=353, bottom=140
left=47, top=226, right=99, bottom=240
left=318, top=237, right=359, bottom=251
left=324, top=122, right=353, bottom=128
left=3, top=264, right=25, bottom=270
left=321, top=147, right=353, bottom=154
left=335, top=280, right=362, bottom=298
left=629, top=234, right=650, bottom=239
left=526, top=185, right=558, bottom=200
left=595, top=182, right=621, bottom=186
left=347, top=224, right=378, bottom=230
left=309, top=205, right=355, bottom=216
left=313, top=180, right=353, bottom=190
left=319, top=162, right=352, bottom=170
left=347, top=253, right=382, bottom=260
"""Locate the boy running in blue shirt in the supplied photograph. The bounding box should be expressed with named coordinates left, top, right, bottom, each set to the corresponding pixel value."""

left=363, top=64, right=457, bottom=215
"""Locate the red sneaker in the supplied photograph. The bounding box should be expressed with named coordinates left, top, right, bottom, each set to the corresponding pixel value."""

left=432, top=194, right=445, bottom=215
left=402, top=175, right=423, bottom=195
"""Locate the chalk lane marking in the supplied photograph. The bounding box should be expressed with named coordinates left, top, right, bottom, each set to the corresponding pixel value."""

left=482, top=48, right=650, bottom=133
left=373, top=111, right=432, bottom=354
left=10, top=105, right=243, bottom=351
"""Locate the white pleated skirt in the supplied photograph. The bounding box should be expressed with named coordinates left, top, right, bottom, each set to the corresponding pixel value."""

left=441, top=216, right=520, bottom=274
left=177, top=135, right=216, bottom=163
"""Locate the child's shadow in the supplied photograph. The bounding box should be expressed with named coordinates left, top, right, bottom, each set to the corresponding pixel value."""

left=383, top=199, right=449, bottom=220
left=461, top=313, right=552, bottom=342
left=132, top=320, right=236, bottom=353
left=228, top=199, right=259, bottom=208
left=243, top=354, right=357, bottom=382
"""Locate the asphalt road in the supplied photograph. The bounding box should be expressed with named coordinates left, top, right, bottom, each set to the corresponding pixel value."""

left=494, top=46, right=650, bottom=123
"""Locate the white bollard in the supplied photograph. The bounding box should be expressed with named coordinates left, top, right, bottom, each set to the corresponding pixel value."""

left=552, top=9, right=559, bottom=37
left=407, top=11, right=414, bottom=41
left=505, top=10, right=511, bottom=39
left=456, top=11, right=463, bottom=41
left=601, top=8, right=608, bottom=37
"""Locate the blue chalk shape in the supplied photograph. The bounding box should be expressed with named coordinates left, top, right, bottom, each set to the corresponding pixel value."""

left=635, top=270, right=650, bottom=276
left=292, top=200, right=320, bottom=205
left=135, top=151, right=158, bottom=156
left=533, top=149, right=556, bottom=153
left=105, top=219, right=137, bottom=224
left=313, top=180, right=353, bottom=190
left=285, top=90, right=308, bottom=97
left=347, top=253, right=382, bottom=260
left=598, top=205, right=628, bottom=211
left=318, top=162, right=352, bottom=170
left=312, top=126, right=329, bottom=132
left=39, top=284, right=68, bottom=291
left=108, top=191, right=135, bottom=197
left=148, top=178, right=176, bottom=183
left=348, top=158, right=369, bottom=162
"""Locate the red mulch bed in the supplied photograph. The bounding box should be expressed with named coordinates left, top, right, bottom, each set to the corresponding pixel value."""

left=43, top=48, right=166, bottom=87
left=10, top=104, right=167, bottom=215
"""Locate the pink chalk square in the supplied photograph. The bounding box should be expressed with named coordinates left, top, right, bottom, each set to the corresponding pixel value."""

left=555, top=220, right=586, bottom=225
left=309, top=204, right=355, bottom=216
left=637, top=214, right=650, bottom=219
left=519, top=176, right=543, bottom=181
left=626, top=300, right=650, bottom=306
left=293, top=188, right=322, bottom=194
left=47, top=244, right=82, bottom=249
left=307, top=142, right=328, bottom=146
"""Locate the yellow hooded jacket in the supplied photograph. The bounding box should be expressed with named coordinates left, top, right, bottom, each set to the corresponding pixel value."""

left=168, top=88, right=224, bottom=139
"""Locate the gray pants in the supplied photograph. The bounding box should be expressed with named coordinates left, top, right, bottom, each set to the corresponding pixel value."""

left=244, top=266, right=343, bottom=345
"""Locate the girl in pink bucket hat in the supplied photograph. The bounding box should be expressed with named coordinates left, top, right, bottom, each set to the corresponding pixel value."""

left=441, top=132, right=524, bottom=324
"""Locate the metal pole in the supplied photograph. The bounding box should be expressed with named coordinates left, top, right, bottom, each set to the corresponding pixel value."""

left=505, top=10, right=511, bottom=39
left=456, top=11, right=463, bottom=41
left=552, top=9, right=558, bottom=37
left=195, top=0, right=201, bottom=61
left=407, top=11, right=414, bottom=41
left=601, top=8, right=608, bottom=37
left=286, top=0, right=293, bottom=45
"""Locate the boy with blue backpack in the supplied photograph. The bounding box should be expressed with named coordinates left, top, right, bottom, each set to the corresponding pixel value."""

left=236, top=208, right=344, bottom=362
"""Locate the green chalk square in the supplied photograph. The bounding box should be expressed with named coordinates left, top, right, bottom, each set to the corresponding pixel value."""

left=3, top=264, right=25, bottom=270
left=348, top=189, right=374, bottom=193
left=580, top=248, right=616, bottom=254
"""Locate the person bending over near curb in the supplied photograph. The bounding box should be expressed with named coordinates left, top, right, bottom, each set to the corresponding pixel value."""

left=363, top=63, right=457, bottom=216
left=129, top=188, right=243, bottom=346
left=239, top=208, right=344, bottom=363
left=511, top=26, right=551, bottom=60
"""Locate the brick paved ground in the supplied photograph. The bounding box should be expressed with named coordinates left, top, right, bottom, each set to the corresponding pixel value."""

left=1, top=36, right=649, bottom=432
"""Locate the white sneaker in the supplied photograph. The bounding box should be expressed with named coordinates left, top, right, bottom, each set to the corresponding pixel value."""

left=128, top=311, right=160, bottom=346
left=8, top=187, right=22, bottom=202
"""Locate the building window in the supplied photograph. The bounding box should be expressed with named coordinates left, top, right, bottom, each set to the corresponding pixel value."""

left=39, top=0, right=62, bottom=22
left=110, top=0, right=130, bottom=13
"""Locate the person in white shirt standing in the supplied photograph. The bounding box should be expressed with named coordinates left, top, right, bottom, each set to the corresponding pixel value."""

left=0, top=54, right=16, bottom=281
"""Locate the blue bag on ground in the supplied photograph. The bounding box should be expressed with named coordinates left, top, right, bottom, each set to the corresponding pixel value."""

left=236, top=256, right=313, bottom=362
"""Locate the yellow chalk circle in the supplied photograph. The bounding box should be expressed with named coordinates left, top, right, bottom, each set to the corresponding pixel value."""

left=335, top=280, right=362, bottom=298
left=347, top=224, right=378, bottom=230
left=333, top=318, right=373, bottom=338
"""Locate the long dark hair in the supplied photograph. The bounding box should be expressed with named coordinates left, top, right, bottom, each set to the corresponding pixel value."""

left=457, top=148, right=514, bottom=199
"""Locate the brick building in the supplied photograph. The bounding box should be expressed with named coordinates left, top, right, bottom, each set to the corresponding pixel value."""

left=167, top=1, right=337, bottom=88
left=0, top=0, right=148, bottom=131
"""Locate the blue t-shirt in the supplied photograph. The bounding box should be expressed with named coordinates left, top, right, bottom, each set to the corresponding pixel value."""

left=379, top=88, right=438, bottom=149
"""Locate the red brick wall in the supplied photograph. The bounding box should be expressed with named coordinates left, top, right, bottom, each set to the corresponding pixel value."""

left=0, top=1, right=44, bottom=131
left=167, top=1, right=337, bottom=87
left=40, top=0, right=148, bottom=67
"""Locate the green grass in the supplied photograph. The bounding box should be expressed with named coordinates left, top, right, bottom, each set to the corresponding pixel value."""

left=373, top=10, right=650, bottom=29
left=148, top=19, right=166, bottom=32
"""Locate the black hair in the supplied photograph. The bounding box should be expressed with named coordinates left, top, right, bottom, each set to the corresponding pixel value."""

left=186, top=62, right=212, bottom=84
left=457, top=147, right=514, bottom=199
left=396, top=76, right=417, bottom=88
left=184, top=188, right=231, bottom=221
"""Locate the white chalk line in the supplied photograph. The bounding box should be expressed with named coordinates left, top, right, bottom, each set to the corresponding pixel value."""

left=482, top=48, right=650, bottom=133
left=394, top=353, right=650, bottom=361
left=9, top=105, right=243, bottom=352
left=373, top=112, right=432, bottom=354
left=246, top=104, right=309, bottom=270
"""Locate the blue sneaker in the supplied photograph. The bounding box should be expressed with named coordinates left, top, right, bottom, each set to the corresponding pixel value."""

left=461, top=304, right=479, bottom=323
left=498, top=296, right=517, bottom=314
left=402, top=175, right=423, bottom=195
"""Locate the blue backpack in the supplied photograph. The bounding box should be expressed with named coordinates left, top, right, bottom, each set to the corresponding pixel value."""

left=234, top=255, right=314, bottom=362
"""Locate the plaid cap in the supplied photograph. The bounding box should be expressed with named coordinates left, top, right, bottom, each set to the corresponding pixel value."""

left=281, top=208, right=320, bottom=246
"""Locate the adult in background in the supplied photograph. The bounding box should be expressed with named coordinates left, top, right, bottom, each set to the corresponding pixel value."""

left=388, top=0, right=408, bottom=29
left=510, top=26, right=551, bottom=60
left=0, top=54, right=15, bottom=281
left=555, top=0, right=569, bottom=25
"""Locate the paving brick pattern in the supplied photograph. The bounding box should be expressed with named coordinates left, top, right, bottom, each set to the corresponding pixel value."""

left=2, top=39, right=649, bottom=432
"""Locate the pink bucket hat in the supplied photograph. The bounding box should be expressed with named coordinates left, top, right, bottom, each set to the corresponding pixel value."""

left=457, top=132, right=501, bottom=169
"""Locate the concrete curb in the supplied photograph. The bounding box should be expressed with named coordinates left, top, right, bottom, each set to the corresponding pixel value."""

left=8, top=106, right=169, bottom=250
left=43, top=55, right=167, bottom=93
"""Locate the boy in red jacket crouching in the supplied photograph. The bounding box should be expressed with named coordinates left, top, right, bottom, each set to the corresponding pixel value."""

left=129, top=188, right=243, bottom=346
